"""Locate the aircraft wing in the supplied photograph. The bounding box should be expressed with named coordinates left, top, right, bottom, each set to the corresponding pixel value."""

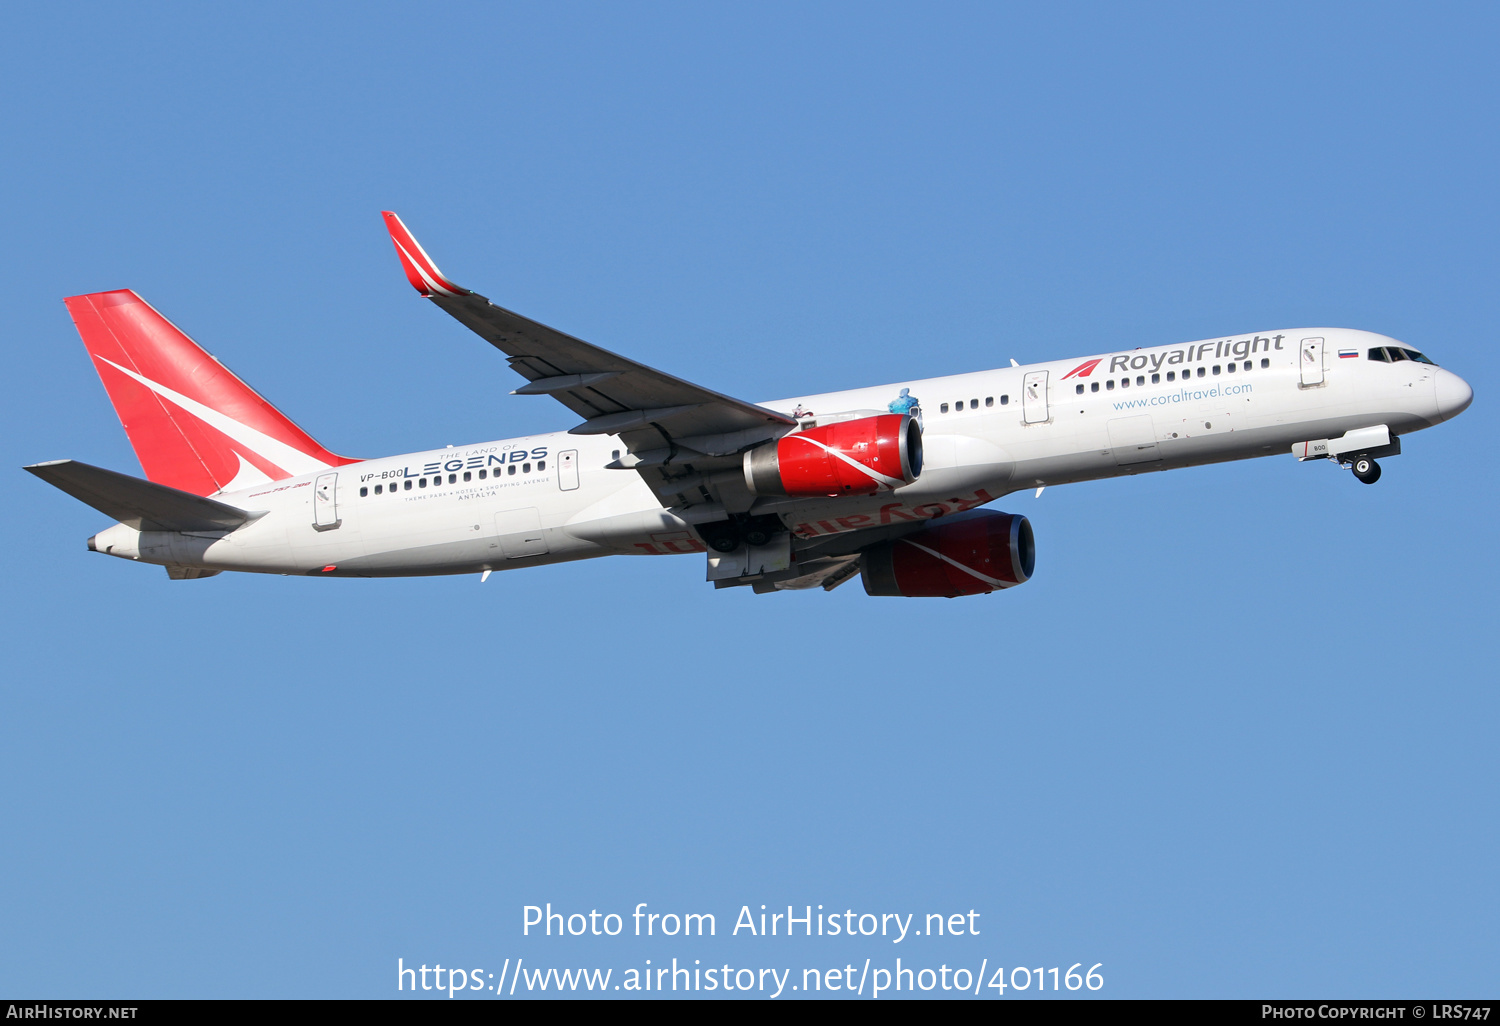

left=381, top=212, right=794, bottom=510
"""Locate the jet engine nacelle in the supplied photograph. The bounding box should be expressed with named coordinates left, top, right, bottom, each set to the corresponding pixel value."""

left=743, top=412, right=922, bottom=497
left=860, top=509, right=1034, bottom=597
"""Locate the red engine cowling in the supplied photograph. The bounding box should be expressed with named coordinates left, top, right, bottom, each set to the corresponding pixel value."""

left=743, top=413, right=922, bottom=497
left=860, top=510, right=1034, bottom=597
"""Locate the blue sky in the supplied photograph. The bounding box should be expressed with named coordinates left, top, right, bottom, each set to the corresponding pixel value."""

left=2, top=1, right=1496, bottom=999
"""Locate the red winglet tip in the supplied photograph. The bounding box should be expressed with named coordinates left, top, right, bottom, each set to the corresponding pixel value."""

left=381, top=211, right=464, bottom=298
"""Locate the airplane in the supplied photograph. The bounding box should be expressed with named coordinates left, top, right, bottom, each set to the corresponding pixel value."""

left=24, top=212, right=1473, bottom=596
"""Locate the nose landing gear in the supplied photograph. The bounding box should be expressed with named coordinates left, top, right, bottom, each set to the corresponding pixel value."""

left=1350, top=455, right=1382, bottom=485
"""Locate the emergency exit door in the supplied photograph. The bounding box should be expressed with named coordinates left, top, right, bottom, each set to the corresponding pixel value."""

left=312, top=472, right=340, bottom=530
left=558, top=449, right=579, bottom=491
left=1023, top=371, right=1050, bottom=423
left=1300, top=337, right=1325, bottom=387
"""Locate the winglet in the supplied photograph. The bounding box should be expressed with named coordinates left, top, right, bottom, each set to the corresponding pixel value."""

left=381, top=211, right=468, bottom=297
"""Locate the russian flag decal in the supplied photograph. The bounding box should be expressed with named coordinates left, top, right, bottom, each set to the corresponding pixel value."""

left=1338, top=349, right=1359, bottom=359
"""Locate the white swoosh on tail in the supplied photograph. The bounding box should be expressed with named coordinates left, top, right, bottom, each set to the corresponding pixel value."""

left=95, top=357, right=330, bottom=476
left=218, top=452, right=276, bottom=494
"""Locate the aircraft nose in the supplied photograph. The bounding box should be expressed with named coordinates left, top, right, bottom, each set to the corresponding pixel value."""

left=1434, top=368, right=1474, bottom=422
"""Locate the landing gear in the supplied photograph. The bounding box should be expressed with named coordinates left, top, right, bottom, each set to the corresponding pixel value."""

left=696, top=520, right=741, bottom=552
left=739, top=514, right=785, bottom=548
left=695, top=514, right=785, bottom=552
left=742, top=525, right=774, bottom=547
left=1351, top=455, right=1381, bottom=485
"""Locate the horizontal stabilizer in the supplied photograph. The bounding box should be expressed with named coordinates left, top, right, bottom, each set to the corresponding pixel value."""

left=24, top=460, right=259, bottom=532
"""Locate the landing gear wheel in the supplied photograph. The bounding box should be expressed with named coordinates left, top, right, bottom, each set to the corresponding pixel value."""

left=1351, top=456, right=1381, bottom=485
left=742, top=527, right=773, bottom=547
left=697, top=520, right=742, bottom=552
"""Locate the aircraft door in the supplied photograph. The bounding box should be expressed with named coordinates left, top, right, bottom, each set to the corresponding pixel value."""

left=1300, top=337, right=1325, bottom=387
left=558, top=449, right=580, bottom=491
left=312, top=472, right=341, bottom=530
left=1023, top=371, right=1049, bottom=423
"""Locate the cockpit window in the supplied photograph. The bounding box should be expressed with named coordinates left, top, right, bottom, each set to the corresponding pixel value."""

left=1369, top=346, right=1439, bottom=366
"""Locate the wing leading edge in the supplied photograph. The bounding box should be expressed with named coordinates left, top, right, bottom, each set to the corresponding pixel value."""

left=381, top=212, right=794, bottom=512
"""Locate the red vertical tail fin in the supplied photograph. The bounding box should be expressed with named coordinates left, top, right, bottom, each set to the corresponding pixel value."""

left=64, top=289, right=354, bottom=496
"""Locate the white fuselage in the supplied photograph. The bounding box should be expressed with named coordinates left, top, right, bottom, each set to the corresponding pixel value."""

left=88, top=327, right=1470, bottom=577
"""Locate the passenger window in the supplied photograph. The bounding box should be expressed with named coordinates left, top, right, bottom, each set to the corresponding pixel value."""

left=1167, top=371, right=1175, bottom=381
left=1212, top=365, right=1221, bottom=375
left=940, top=403, right=949, bottom=413
left=403, top=479, right=411, bottom=490
left=360, top=486, right=368, bottom=497
left=1106, top=380, right=1115, bottom=390
left=523, top=463, right=531, bottom=473
left=538, top=460, right=546, bottom=471
left=419, top=478, right=427, bottom=488
left=463, top=471, right=471, bottom=482
left=1197, top=367, right=1206, bottom=377
left=1120, top=378, right=1129, bottom=388
left=1136, top=376, right=1144, bottom=386
left=375, top=484, right=384, bottom=495
left=1243, top=361, right=1251, bottom=371
left=1151, top=373, right=1160, bottom=383
left=1261, top=358, right=1270, bottom=368
left=508, top=465, right=517, bottom=476
left=1000, top=395, right=1009, bottom=405
left=970, top=399, right=978, bottom=409
left=1227, top=363, right=1235, bottom=373
left=1075, top=384, right=1084, bottom=394
left=985, top=396, right=993, bottom=407
left=449, top=473, right=457, bottom=484
left=612, top=449, right=620, bottom=460
left=478, top=469, right=487, bottom=479
left=1090, top=382, right=1099, bottom=392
